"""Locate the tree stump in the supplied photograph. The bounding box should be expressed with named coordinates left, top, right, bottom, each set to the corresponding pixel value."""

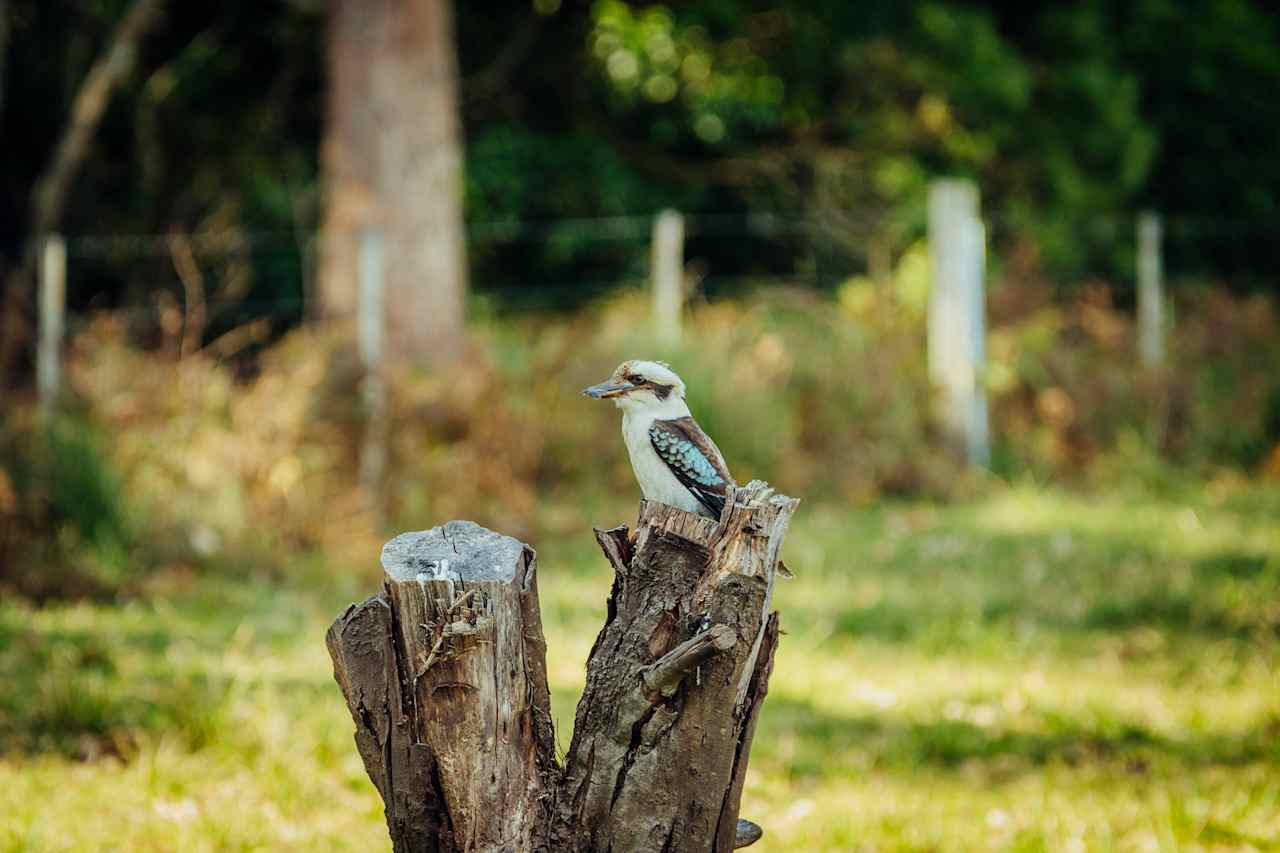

left=326, top=522, right=556, bottom=851
left=326, top=481, right=798, bottom=853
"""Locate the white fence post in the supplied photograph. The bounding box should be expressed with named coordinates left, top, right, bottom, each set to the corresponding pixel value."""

left=358, top=227, right=387, bottom=494
left=1137, top=211, right=1164, bottom=368
left=651, top=209, right=684, bottom=346
left=927, top=180, right=990, bottom=468
left=37, top=234, right=67, bottom=420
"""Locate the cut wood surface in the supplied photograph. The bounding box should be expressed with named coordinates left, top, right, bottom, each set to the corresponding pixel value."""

left=326, top=521, right=556, bottom=852
left=327, top=482, right=798, bottom=852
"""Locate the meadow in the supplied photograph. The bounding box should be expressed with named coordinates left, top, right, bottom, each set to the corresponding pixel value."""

left=2, top=285, right=1279, bottom=850
left=3, top=480, right=1278, bottom=852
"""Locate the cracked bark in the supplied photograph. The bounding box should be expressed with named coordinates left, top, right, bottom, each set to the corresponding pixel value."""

left=326, top=521, right=555, bottom=852
left=326, top=482, right=797, bottom=852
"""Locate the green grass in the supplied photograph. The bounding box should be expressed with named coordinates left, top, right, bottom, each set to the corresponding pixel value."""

left=2, top=484, right=1279, bottom=852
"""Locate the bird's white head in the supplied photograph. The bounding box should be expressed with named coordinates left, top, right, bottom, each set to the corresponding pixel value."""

left=583, top=359, right=688, bottom=416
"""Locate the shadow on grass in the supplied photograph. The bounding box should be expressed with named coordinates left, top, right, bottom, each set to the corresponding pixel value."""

left=807, top=521, right=1279, bottom=646
left=757, top=696, right=1280, bottom=780
left=1193, top=550, right=1273, bottom=580
left=827, top=590, right=1276, bottom=649
left=0, top=611, right=233, bottom=760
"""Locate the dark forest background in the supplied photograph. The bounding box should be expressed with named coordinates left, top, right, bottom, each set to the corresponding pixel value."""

left=2, top=0, right=1278, bottom=326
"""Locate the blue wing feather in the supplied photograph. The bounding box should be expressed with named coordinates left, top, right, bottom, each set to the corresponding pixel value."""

left=648, top=418, right=734, bottom=517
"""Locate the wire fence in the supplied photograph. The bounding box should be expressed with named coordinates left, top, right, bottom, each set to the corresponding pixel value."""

left=34, top=199, right=1221, bottom=359
left=39, top=220, right=1177, bottom=316
left=33, top=182, right=1274, bottom=469
left=34, top=202, right=1268, bottom=342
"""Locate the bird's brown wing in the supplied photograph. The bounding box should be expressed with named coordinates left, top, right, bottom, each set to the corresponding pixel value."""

left=649, top=417, right=735, bottom=518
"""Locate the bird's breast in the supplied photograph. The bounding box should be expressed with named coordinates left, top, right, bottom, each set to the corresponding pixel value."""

left=620, top=414, right=704, bottom=514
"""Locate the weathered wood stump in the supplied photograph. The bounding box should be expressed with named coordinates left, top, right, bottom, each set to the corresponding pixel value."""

left=326, top=481, right=797, bottom=853
left=326, top=522, right=556, bottom=851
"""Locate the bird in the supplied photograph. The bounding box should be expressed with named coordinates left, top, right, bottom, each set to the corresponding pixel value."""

left=582, top=359, right=734, bottom=519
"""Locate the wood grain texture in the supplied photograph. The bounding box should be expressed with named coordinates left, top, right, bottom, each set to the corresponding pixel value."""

left=327, top=521, right=556, bottom=852
left=326, top=484, right=797, bottom=852
left=550, top=481, right=798, bottom=853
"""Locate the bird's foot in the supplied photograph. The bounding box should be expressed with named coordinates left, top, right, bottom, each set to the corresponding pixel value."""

left=735, top=818, right=763, bottom=848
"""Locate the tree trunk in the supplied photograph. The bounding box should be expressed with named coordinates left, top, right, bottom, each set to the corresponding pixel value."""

left=320, top=0, right=466, bottom=366
left=326, top=482, right=798, bottom=852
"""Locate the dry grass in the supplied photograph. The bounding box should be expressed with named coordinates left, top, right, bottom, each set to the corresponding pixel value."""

left=6, top=283, right=1279, bottom=597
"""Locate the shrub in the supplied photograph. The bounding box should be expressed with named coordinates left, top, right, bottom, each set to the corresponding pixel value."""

left=3, top=283, right=1277, bottom=600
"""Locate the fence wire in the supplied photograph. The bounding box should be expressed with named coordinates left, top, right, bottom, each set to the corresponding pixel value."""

left=27, top=204, right=1261, bottom=353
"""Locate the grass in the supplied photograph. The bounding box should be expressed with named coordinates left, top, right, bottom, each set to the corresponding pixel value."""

left=1, top=482, right=1278, bottom=852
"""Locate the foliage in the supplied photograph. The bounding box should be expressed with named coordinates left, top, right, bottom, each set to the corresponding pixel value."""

left=987, top=284, right=1280, bottom=481
left=3, top=0, right=1279, bottom=322
left=4, top=284, right=1279, bottom=601
left=0, top=412, right=135, bottom=599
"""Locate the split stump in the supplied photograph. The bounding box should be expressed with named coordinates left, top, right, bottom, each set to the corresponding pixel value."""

left=326, top=481, right=797, bottom=852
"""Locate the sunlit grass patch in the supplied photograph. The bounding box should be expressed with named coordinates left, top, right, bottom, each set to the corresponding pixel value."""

left=0, top=600, right=231, bottom=758
left=1, top=484, right=1278, bottom=851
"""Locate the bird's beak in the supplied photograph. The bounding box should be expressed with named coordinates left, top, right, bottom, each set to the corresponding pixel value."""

left=582, top=380, right=633, bottom=399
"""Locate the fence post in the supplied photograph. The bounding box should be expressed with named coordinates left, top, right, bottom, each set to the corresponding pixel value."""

left=652, top=209, right=684, bottom=346
left=37, top=234, right=67, bottom=420
left=1137, top=211, right=1164, bottom=368
left=927, top=180, right=990, bottom=468
left=358, top=228, right=387, bottom=495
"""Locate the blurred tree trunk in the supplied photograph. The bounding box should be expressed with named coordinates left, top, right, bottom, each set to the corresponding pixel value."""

left=0, top=0, right=164, bottom=386
left=320, top=0, right=467, bottom=366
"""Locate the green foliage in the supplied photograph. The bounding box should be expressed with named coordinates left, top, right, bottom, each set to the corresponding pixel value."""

left=588, top=0, right=787, bottom=141
left=39, top=419, right=131, bottom=556
left=573, top=1, right=1161, bottom=282
left=0, top=413, right=138, bottom=597
left=5, top=0, right=1280, bottom=318
left=466, top=126, right=687, bottom=306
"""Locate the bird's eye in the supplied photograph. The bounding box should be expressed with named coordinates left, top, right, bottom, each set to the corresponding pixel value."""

left=627, top=375, right=645, bottom=385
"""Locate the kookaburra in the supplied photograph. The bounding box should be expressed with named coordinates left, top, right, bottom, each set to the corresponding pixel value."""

left=583, top=360, right=734, bottom=519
